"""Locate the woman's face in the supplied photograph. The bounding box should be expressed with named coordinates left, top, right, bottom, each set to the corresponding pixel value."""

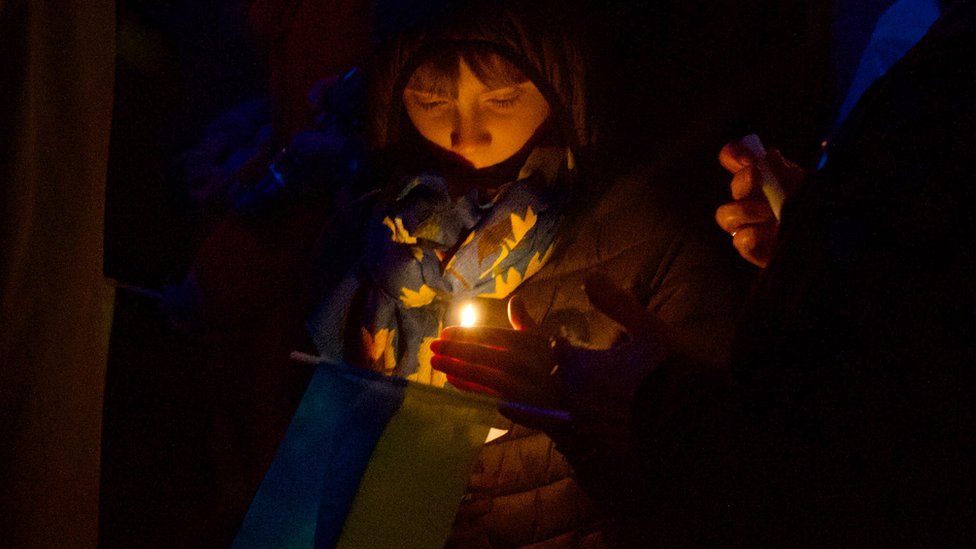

left=403, top=57, right=550, bottom=169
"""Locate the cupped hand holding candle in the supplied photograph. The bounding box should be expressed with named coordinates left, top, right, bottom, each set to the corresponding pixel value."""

left=432, top=275, right=678, bottom=432
left=431, top=296, right=567, bottom=430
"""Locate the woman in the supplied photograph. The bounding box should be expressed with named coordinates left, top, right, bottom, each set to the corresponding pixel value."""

left=184, top=0, right=738, bottom=544
left=301, top=1, right=738, bottom=546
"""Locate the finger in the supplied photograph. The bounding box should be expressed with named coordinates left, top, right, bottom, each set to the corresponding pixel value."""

left=715, top=200, right=776, bottom=235
left=440, top=326, right=524, bottom=349
left=446, top=374, right=502, bottom=397
left=732, top=224, right=777, bottom=268
left=730, top=165, right=763, bottom=200
left=718, top=140, right=756, bottom=173
left=431, top=339, right=526, bottom=377
left=582, top=273, right=652, bottom=336
left=431, top=355, right=526, bottom=398
left=507, top=295, right=537, bottom=331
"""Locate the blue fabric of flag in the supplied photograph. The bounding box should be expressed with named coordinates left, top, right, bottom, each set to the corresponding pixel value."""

left=820, top=0, right=941, bottom=169
left=233, top=363, right=405, bottom=549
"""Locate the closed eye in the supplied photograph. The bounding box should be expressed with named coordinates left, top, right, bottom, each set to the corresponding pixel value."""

left=406, top=90, right=450, bottom=111
left=418, top=99, right=448, bottom=111
left=488, top=96, right=520, bottom=108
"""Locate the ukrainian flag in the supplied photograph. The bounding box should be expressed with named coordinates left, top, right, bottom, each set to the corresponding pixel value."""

left=233, top=361, right=499, bottom=548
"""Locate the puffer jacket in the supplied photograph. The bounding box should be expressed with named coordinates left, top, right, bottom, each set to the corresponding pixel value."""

left=178, top=162, right=738, bottom=547
left=446, top=172, right=738, bottom=548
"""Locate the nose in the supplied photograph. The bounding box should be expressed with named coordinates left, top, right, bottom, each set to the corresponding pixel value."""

left=450, top=108, right=490, bottom=156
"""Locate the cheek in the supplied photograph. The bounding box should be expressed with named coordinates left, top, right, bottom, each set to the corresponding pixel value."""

left=489, top=118, right=534, bottom=150
left=492, top=104, right=549, bottom=149
left=406, top=109, right=452, bottom=147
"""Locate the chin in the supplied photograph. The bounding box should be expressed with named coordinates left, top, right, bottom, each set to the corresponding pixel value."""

left=465, top=156, right=503, bottom=170
left=440, top=150, right=483, bottom=169
left=440, top=147, right=505, bottom=170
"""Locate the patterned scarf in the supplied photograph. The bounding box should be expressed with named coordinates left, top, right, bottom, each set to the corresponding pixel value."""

left=308, top=146, right=572, bottom=385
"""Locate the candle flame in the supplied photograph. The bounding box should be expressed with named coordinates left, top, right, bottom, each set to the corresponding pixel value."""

left=460, top=303, right=478, bottom=327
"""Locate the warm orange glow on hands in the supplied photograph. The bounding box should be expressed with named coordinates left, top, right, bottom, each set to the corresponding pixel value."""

left=431, top=296, right=564, bottom=429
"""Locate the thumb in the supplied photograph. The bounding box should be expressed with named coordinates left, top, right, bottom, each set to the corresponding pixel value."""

left=583, top=274, right=651, bottom=336
left=584, top=273, right=674, bottom=344
left=508, top=294, right=537, bottom=331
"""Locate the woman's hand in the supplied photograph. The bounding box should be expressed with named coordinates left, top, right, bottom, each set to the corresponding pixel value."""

left=431, top=296, right=565, bottom=429
left=715, top=138, right=805, bottom=268
left=549, top=274, right=673, bottom=425
left=432, top=275, right=676, bottom=431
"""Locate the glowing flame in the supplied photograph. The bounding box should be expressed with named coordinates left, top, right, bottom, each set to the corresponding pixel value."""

left=459, top=303, right=478, bottom=327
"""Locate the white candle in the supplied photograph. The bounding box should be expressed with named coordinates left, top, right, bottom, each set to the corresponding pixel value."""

left=741, top=134, right=786, bottom=221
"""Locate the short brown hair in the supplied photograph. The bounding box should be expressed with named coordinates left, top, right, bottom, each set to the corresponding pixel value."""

left=404, top=44, right=528, bottom=97
left=367, top=0, right=588, bottom=151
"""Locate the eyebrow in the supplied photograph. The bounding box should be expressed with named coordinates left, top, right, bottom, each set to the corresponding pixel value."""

left=482, top=82, right=524, bottom=93
left=405, top=85, right=456, bottom=97
left=405, top=82, right=524, bottom=97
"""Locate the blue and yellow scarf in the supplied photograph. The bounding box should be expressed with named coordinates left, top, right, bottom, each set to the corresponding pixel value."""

left=308, top=146, right=572, bottom=385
